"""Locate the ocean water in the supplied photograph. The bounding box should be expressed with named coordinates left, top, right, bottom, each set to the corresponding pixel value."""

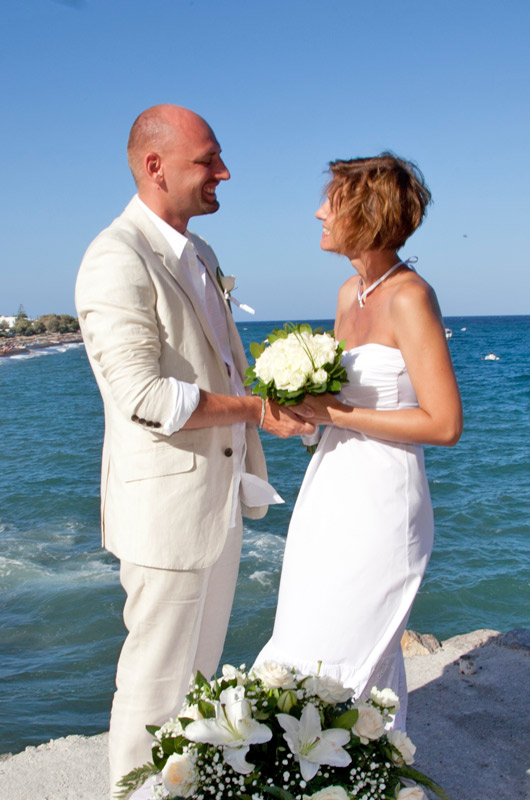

left=0, top=316, right=529, bottom=754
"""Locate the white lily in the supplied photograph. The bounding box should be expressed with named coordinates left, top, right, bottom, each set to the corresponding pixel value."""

left=184, top=685, right=272, bottom=774
left=276, top=703, right=351, bottom=781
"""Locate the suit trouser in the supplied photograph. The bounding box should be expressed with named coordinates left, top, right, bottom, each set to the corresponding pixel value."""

left=108, top=513, right=243, bottom=797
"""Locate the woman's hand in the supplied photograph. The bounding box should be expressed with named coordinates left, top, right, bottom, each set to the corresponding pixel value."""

left=294, top=393, right=352, bottom=426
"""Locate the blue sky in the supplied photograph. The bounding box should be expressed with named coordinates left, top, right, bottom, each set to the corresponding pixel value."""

left=1, top=0, right=528, bottom=322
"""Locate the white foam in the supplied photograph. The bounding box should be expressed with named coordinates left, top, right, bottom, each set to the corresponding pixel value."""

left=249, top=570, right=274, bottom=587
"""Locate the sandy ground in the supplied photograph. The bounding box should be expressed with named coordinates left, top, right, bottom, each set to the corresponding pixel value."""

left=1, top=628, right=529, bottom=800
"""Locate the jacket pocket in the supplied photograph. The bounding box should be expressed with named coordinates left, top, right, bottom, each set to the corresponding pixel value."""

left=123, top=446, right=195, bottom=482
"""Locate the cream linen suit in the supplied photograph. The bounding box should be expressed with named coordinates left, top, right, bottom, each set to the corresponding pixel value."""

left=75, top=198, right=268, bottom=793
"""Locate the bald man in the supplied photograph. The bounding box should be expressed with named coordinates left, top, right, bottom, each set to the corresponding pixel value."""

left=75, top=105, right=313, bottom=796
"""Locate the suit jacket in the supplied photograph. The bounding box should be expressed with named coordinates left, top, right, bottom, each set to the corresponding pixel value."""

left=75, top=198, right=268, bottom=570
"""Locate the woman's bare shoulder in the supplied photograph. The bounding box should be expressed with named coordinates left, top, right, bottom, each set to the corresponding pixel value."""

left=337, top=274, right=360, bottom=300
left=390, top=270, right=441, bottom=316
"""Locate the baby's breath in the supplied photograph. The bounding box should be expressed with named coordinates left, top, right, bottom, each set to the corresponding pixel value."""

left=118, top=663, right=444, bottom=800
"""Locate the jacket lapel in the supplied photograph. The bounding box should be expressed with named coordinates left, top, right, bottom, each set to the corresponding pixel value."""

left=120, top=200, right=224, bottom=365
left=192, top=236, right=249, bottom=381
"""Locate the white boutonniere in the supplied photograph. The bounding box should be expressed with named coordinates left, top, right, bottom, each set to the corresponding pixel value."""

left=216, top=267, right=255, bottom=315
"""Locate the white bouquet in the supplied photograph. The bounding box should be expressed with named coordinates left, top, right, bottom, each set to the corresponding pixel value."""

left=243, top=323, right=348, bottom=406
left=117, top=663, right=448, bottom=800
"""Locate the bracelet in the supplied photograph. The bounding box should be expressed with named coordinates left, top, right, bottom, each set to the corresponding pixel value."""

left=258, top=397, right=266, bottom=428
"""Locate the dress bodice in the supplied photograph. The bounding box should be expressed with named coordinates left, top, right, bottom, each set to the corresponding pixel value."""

left=337, top=344, right=418, bottom=410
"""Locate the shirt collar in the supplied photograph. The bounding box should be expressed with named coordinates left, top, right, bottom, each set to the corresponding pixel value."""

left=135, top=195, right=192, bottom=259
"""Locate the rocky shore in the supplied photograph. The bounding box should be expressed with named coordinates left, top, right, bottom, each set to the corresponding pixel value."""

left=0, top=331, right=83, bottom=356
left=0, top=629, right=528, bottom=799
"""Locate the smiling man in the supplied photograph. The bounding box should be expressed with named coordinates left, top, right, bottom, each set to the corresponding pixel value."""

left=75, top=104, right=313, bottom=798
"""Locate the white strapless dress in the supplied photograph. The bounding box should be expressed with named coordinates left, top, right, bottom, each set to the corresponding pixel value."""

left=255, top=344, right=434, bottom=729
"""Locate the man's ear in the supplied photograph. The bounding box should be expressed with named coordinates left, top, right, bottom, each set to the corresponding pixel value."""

left=145, top=152, right=163, bottom=184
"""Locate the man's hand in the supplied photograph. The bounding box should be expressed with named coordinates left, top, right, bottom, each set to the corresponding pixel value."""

left=261, top=399, right=316, bottom=439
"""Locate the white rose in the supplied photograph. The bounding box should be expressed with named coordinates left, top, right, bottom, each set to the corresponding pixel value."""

left=255, top=347, right=274, bottom=383
left=397, top=786, right=427, bottom=799
left=219, top=274, right=236, bottom=292
left=162, top=752, right=198, bottom=797
left=222, top=664, right=246, bottom=684
left=370, top=686, right=400, bottom=710
left=303, top=786, right=350, bottom=800
left=275, top=365, right=308, bottom=391
left=311, top=368, right=328, bottom=384
left=310, top=334, right=337, bottom=367
left=387, top=729, right=416, bottom=765
left=285, top=338, right=312, bottom=370
left=253, top=661, right=297, bottom=689
left=180, top=703, right=204, bottom=721
left=352, top=702, right=385, bottom=743
left=304, top=675, right=353, bottom=704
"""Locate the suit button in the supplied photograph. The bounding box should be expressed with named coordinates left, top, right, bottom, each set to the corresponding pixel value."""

left=224, top=447, right=233, bottom=457
left=153, top=422, right=162, bottom=429
left=139, top=418, right=146, bottom=425
left=146, top=420, right=154, bottom=427
left=131, top=414, right=139, bottom=422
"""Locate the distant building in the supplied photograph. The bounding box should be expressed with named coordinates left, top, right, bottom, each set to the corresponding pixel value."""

left=0, top=316, right=16, bottom=329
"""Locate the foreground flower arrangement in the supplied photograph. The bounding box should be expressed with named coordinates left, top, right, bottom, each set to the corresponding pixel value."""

left=243, top=323, right=348, bottom=405
left=117, top=663, right=448, bottom=800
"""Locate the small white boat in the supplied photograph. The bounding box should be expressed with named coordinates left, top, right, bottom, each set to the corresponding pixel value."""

left=445, top=328, right=452, bottom=339
left=484, top=353, right=500, bottom=361
left=461, top=327, right=467, bottom=331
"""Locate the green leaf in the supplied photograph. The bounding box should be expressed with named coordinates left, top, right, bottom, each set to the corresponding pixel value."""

left=332, top=708, right=359, bottom=729
left=160, top=733, right=187, bottom=756
left=152, top=747, right=167, bottom=771
left=249, top=341, right=266, bottom=358
left=400, top=766, right=451, bottom=800
left=145, top=724, right=159, bottom=736
left=263, top=787, right=297, bottom=800
left=114, top=762, right=159, bottom=800
left=198, top=699, right=215, bottom=718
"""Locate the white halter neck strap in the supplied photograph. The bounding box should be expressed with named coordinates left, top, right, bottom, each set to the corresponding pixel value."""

left=357, top=257, right=417, bottom=307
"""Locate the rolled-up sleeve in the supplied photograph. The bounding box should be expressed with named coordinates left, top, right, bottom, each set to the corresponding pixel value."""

left=161, top=378, right=200, bottom=434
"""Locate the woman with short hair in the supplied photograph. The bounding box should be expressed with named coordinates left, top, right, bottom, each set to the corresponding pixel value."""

left=255, top=153, right=462, bottom=729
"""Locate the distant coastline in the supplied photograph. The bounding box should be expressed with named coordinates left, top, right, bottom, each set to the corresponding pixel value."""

left=0, top=331, right=83, bottom=357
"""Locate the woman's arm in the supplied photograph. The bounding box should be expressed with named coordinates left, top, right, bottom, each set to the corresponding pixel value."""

left=295, top=282, right=463, bottom=447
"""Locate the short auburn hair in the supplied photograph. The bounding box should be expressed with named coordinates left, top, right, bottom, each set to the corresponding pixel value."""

left=325, top=153, right=432, bottom=252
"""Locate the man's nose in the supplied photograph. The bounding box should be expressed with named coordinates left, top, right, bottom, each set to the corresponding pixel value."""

left=216, top=157, right=230, bottom=181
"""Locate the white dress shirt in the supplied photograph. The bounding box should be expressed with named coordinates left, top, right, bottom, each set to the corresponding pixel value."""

left=135, top=197, right=282, bottom=524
